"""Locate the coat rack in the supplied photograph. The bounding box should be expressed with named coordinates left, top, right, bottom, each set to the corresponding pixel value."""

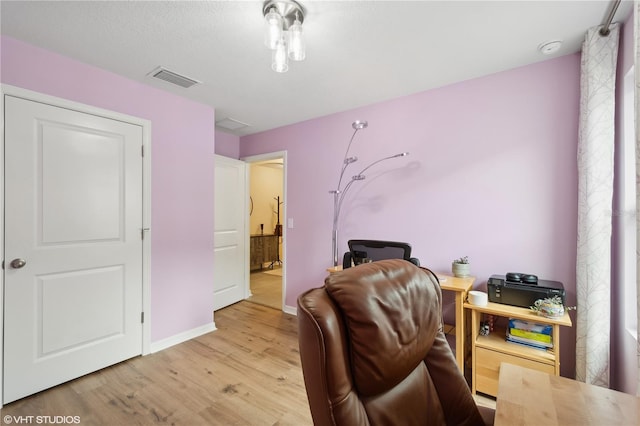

left=270, top=196, right=283, bottom=267
left=273, top=196, right=283, bottom=237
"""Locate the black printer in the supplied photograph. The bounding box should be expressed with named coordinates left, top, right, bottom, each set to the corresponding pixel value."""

left=487, top=273, right=565, bottom=309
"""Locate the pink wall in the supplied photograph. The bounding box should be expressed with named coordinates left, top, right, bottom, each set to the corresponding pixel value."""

left=1, top=36, right=216, bottom=343
left=241, top=54, right=581, bottom=377
left=214, top=129, right=240, bottom=159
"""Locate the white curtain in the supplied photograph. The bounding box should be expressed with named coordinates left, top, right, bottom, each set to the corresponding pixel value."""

left=576, top=23, right=620, bottom=387
left=635, top=0, right=640, bottom=397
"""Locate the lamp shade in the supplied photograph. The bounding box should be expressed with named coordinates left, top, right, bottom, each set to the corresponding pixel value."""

left=272, top=37, right=289, bottom=72
left=288, top=18, right=305, bottom=61
left=264, top=7, right=283, bottom=49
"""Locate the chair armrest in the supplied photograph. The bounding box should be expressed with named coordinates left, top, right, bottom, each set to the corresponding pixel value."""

left=342, top=252, right=352, bottom=269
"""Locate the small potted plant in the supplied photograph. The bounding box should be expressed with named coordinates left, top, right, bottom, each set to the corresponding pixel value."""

left=530, top=295, right=576, bottom=319
left=452, top=256, right=470, bottom=278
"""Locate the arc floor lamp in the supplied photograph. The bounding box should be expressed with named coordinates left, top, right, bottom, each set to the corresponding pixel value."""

left=329, top=120, right=409, bottom=267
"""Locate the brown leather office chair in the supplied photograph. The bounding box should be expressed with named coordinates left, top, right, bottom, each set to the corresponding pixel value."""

left=297, top=259, right=494, bottom=426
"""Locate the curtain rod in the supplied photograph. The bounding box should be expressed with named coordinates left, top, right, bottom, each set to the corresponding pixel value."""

left=599, top=0, right=621, bottom=36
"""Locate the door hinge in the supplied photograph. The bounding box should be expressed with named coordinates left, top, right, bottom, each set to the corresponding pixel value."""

left=1, top=260, right=4, bottom=270
left=141, top=312, right=145, bottom=324
left=141, top=145, right=145, bottom=157
left=141, top=227, right=150, bottom=240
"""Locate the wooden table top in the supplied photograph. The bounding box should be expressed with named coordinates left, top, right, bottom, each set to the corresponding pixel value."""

left=436, top=274, right=474, bottom=293
left=495, top=363, right=640, bottom=425
left=463, top=301, right=572, bottom=327
left=326, top=266, right=474, bottom=294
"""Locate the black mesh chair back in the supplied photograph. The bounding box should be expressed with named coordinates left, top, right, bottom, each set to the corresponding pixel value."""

left=343, top=239, right=419, bottom=269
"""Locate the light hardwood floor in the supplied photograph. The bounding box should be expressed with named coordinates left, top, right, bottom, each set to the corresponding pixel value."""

left=1, top=302, right=312, bottom=425
left=1, top=299, right=495, bottom=425
left=247, top=266, right=282, bottom=310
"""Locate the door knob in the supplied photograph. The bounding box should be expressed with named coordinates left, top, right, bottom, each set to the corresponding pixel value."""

left=10, top=258, right=27, bottom=269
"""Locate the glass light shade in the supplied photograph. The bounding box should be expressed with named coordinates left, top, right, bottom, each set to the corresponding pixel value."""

left=264, top=8, right=283, bottom=50
left=272, top=38, right=289, bottom=72
left=288, top=19, right=305, bottom=61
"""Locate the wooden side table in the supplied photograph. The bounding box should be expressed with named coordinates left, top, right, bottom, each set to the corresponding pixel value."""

left=465, top=301, right=572, bottom=397
left=437, top=274, right=474, bottom=373
left=250, top=234, right=278, bottom=270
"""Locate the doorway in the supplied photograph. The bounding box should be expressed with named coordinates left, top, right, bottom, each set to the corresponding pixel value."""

left=243, top=152, right=286, bottom=310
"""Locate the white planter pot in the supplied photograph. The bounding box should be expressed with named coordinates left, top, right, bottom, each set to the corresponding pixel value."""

left=452, top=262, right=470, bottom=278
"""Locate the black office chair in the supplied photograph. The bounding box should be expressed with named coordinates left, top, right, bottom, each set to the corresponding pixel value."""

left=343, top=239, right=420, bottom=269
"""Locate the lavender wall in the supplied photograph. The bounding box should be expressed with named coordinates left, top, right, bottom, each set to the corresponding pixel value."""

left=1, top=36, right=216, bottom=343
left=241, top=54, right=581, bottom=377
left=214, top=129, right=240, bottom=159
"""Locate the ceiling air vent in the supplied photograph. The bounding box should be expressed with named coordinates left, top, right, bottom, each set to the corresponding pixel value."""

left=216, top=118, right=251, bottom=131
left=148, top=66, right=201, bottom=89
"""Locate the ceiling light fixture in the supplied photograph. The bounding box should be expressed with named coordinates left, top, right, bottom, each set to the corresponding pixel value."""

left=262, top=0, right=306, bottom=73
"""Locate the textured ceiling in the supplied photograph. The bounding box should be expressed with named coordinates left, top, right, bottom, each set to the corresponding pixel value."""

left=0, top=1, right=632, bottom=135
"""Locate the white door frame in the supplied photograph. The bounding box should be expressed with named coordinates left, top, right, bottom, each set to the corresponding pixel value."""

left=241, top=151, right=289, bottom=313
left=0, top=84, right=152, bottom=408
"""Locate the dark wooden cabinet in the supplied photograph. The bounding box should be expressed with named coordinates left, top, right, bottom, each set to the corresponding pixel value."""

left=250, top=234, right=279, bottom=271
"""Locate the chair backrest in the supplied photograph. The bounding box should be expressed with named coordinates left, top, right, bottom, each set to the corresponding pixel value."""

left=297, top=259, right=486, bottom=426
left=344, top=239, right=419, bottom=268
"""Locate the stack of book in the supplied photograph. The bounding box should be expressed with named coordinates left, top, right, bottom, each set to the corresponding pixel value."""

left=506, top=318, right=553, bottom=350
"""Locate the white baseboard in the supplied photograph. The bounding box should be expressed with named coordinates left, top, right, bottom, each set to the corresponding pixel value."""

left=283, top=304, right=297, bottom=316
left=149, top=321, right=217, bottom=354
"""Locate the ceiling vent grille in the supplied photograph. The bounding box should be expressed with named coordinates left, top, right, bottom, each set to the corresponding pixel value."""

left=148, top=67, right=200, bottom=88
left=216, top=118, right=251, bottom=131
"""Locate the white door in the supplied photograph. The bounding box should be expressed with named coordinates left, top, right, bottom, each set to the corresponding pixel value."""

left=3, top=95, right=143, bottom=403
left=213, top=155, right=247, bottom=310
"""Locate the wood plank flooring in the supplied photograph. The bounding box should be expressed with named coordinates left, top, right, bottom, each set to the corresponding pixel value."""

left=1, top=299, right=495, bottom=425
left=247, top=267, right=282, bottom=310
left=1, top=302, right=312, bottom=426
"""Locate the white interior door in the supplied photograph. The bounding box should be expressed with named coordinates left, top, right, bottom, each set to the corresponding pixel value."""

left=213, top=155, right=247, bottom=310
left=3, top=95, right=143, bottom=403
